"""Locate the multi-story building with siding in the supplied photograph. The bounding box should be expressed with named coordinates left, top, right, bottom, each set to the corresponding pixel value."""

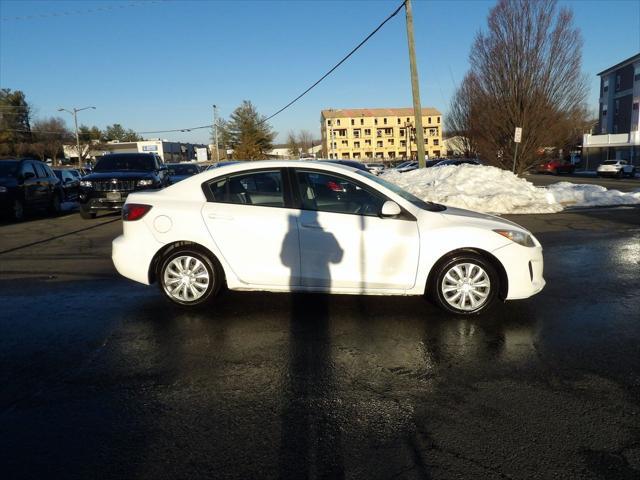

left=583, top=53, right=640, bottom=166
left=320, top=107, right=442, bottom=161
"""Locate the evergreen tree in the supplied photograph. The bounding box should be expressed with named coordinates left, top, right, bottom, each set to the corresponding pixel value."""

left=220, top=100, right=276, bottom=160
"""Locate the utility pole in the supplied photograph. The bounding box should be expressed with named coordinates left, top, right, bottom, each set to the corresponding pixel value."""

left=58, top=106, right=96, bottom=168
left=212, top=105, right=219, bottom=162
left=404, top=0, right=426, bottom=168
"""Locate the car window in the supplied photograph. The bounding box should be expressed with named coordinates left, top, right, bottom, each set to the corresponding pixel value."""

left=296, top=170, right=384, bottom=217
left=33, top=163, right=48, bottom=178
left=208, top=170, right=284, bottom=207
left=21, top=162, right=36, bottom=177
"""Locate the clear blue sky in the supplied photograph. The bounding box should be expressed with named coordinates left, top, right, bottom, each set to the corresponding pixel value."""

left=1, top=0, right=639, bottom=144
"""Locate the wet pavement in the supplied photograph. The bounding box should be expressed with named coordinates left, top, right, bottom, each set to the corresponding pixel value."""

left=1, top=207, right=639, bottom=479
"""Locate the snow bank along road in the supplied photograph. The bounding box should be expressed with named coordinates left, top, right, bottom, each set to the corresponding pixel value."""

left=383, top=164, right=640, bottom=215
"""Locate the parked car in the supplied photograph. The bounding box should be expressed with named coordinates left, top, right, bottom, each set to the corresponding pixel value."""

left=0, top=159, right=64, bottom=220
left=112, top=160, right=545, bottom=315
left=535, top=159, right=575, bottom=175
left=166, top=163, right=201, bottom=184
left=596, top=160, right=636, bottom=178
left=78, top=153, right=170, bottom=219
left=364, top=163, right=385, bottom=175
left=320, top=159, right=369, bottom=171
left=395, top=161, right=418, bottom=173
left=435, top=159, right=481, bottom=167
left=53, top=168, right=80, bottom=201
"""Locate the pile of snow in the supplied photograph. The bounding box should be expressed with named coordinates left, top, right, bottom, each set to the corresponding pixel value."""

left=382, top=164, right=640, bottom=214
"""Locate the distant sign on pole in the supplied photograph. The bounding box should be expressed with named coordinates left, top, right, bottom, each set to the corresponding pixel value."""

left=514, top=127, right=522, bottom=143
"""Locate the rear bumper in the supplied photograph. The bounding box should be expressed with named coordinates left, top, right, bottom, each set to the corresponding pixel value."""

left=492, top=242, right=545, bottom=300
left=112, top=230, right=163, bottom=285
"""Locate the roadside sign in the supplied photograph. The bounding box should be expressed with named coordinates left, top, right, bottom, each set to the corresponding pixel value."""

left=514, top=127, right=522, bottom=143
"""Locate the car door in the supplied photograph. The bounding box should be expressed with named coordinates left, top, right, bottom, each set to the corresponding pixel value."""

left=32, top=162, right=52, bottom=206
left=294, top=169, right=420, bottom=290
left=201, top=168, right=301, bottom=287
left=20, top=162, right=41, bottom=207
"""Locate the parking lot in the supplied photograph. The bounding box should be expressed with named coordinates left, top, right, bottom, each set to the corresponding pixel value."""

left=0, top=204, right=639, bottom=480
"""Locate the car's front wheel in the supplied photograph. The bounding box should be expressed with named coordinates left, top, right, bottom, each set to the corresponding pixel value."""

left=158, top=248, right=221, bottom=306
left=431, top=254, right=499, bottom=315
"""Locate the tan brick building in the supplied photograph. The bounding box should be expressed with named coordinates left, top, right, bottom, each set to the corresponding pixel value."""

left=320, top=107, right=442, bottom=161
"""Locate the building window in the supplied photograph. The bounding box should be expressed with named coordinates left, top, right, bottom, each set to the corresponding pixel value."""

left=353, top=129, right=361, bottom=138
left=615, top=74, right=621, bottom=91
left=424, top=138, right=428, bottom=145
left=428, top=117, right=432, bottom=124
left=374, top=118, right=378, bottom=125
left=360, top=118, right=364, bottom=125
left=437, top=117, right=440, bottom=123
left=332, top=142, right=337, bottom=148
left=406, top=117, right=410, bottom=122
left=365, top=139, right=371, bottom=146
left=602, top=106, right=607, bottom=116
left=376, top=141, right=383, bottom=147
left=341, top=140, right=348, bottom=146
left=633, top=102, right=639, bottom=111
left=384, top=128, right=392, bottom=135
left=383, top=118, right=387, bottom=125
left=364, top=128, right=371, bottom=136
left=635, top=66, right=640, bottom=81
left=336, top=119, right=341, bottom=126
left=376, top=129, right=382, bottom=137
left=400, top=140, right=406, bottom=147
left=351, top=119, right=354, bottom=125
left=433, top=139, right=439, bottom=146
left=354, top=141, right=360, bottom=148
left=338, top=129, right=346, bottom=137
left=615, top=99, right=620, bottom=115
left=327, top=119, right=332, bottom=126
left=388, top=139, right=394, bottom=145
left=400, top=129, right=405, bottom=137
left=397, top=118, right=401, bottom=125
left=603, top=78, right=609, bottom=93
left=365, top=152, right=372, bottom=158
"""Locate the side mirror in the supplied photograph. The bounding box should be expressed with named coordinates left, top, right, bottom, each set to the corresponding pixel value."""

left=23, top=171, right=35, bottom=180
left=381, top=200, right=401, bottom=217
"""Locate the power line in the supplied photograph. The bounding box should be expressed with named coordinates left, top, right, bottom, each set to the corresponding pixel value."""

left=69, top=0, right=406, bottom=137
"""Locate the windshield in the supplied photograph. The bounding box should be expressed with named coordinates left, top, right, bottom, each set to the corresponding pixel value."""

left=602, top=161, right=618, bottom=165
left=0, top=160, right=19, bottom=177
left=94, top=155, right=156, bottom=172
left=355, top=170, right=445, bottom=212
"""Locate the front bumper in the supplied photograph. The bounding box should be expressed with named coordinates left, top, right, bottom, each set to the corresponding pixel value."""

left=79, top=192, right=130, bottom=211
left=492, top=242, right=545, bottom=300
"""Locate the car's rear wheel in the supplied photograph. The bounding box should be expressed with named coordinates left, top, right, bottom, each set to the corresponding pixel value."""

left=431, top=254, right=499, bottom=315
left=158, top=248, right=221, bottom=306
left=79, top=208, right=96, bottom=219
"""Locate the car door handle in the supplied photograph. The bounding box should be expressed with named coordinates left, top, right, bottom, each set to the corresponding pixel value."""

left=301, top=223, right=322, bottom=229
left=207, top=213, right=234, bottom=221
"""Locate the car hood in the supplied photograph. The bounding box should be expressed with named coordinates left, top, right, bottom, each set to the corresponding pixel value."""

left=84, top=171, right=155, bottom=180
left=438, top=206, right=529, bottom=232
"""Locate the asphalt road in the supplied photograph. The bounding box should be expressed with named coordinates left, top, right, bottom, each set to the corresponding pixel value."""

left=1, top=207, right=639, bottom=479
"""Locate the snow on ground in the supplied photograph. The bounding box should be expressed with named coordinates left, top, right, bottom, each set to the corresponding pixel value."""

left=382, top=164, right=640, bottom=214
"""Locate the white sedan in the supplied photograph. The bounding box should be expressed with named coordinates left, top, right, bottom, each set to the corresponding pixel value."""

left=112, top=161, right=545, bottom=315
left=596, top=160, right=636, bottom=178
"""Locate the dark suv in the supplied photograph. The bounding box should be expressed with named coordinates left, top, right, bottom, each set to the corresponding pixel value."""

left=78, top=153, right=169, bottom=219
left=0, top=158, right=64, bottom=220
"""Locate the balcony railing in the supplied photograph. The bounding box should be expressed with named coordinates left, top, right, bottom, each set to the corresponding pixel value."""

left=583, top=131, right=640, bottom=147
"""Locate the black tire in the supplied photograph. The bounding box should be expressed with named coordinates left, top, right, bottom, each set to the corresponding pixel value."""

left=430, top=253, right=500, bottom=315
left=49, top=192, right=62, bottom=215
left=158, top=247, right=222, bottom=307
left=617, top=169, right=624, bottom=178
left=79, top=208, right=96, bottom=219
left=12, top=199, right=25, bottom=221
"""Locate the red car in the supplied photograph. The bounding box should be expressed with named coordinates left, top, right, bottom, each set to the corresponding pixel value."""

left=535, top=160, right=575, bottom=175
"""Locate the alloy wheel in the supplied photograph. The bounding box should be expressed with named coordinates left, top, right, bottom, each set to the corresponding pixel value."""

left=440, top=262, right=491, bottom=312
left=162, top=255, right=212, bottom=302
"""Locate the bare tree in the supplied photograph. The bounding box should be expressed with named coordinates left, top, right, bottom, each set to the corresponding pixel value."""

left=32, top=117, right=73, bottom=166
left=445, top=73, right=480, bottom=157
left=451, top=0, right=588, bottom=173
left=298, top=130, right=315, bottom=152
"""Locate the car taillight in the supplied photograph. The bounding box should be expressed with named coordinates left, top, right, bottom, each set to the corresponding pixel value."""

left=123, top=203, right=152, bottom=221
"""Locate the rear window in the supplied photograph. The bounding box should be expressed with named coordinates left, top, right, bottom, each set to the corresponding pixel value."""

left=207, top=170, right=284, bottom=207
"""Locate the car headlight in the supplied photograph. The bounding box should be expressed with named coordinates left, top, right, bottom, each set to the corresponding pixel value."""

left=80, top=180, right=92, bottom=187
left=137, top=179, right=154, bottom=187
left=493, top=229, right=536, bottom=247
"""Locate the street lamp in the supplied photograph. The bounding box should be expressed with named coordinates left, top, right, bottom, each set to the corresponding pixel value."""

left=58, top=106, right=96, bottom=168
